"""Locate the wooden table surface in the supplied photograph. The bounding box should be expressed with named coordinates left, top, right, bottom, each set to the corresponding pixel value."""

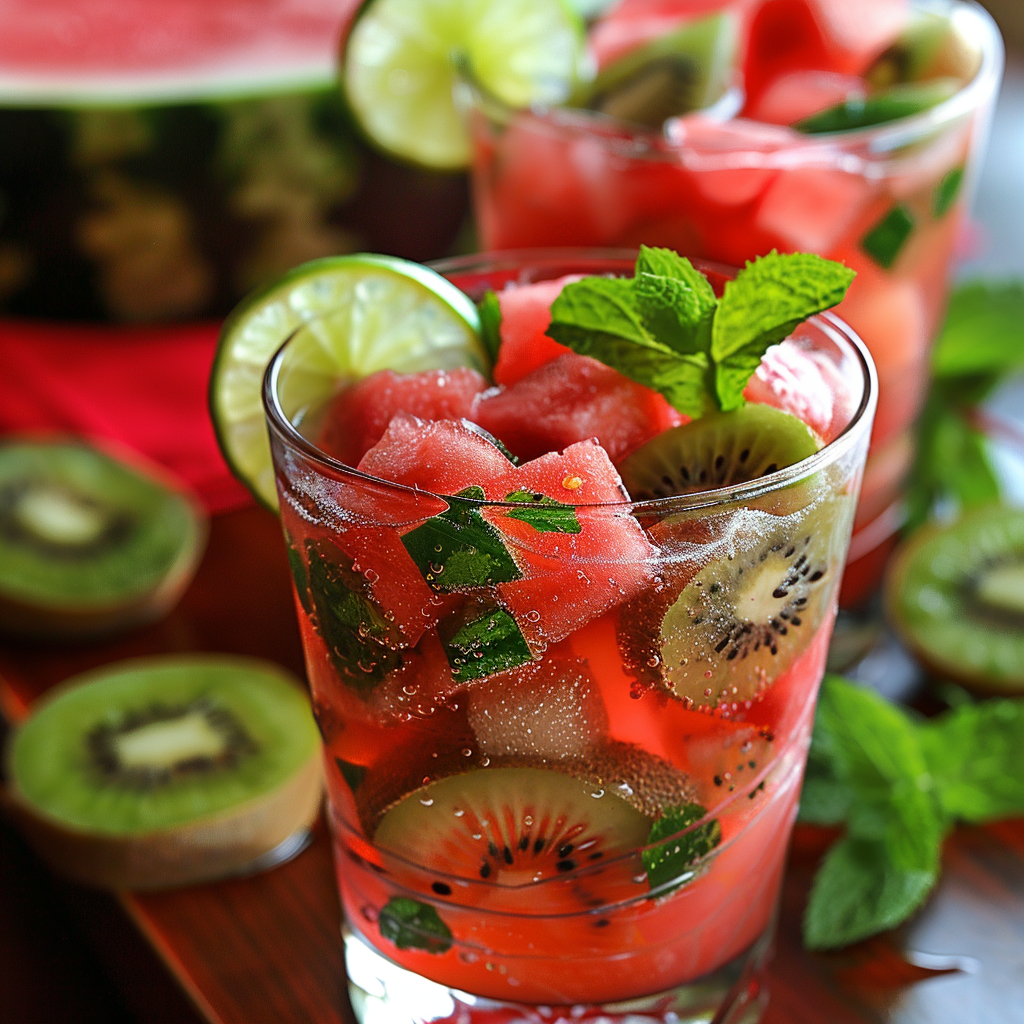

left=2, top=507, right=1023, bottom=1024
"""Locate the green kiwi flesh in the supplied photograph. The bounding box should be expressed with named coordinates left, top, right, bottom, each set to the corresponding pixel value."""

left=580, top=12, right=736, bottom=128
left=621, top=504, right=839, bottom=709
left=866, top=10, right=980, bottom=90
left=0, top=440, right=207, bottom=639
left=6, top=655, right=323, bottom=889
left=618, top=405, right=821, bottom=502
left=887, top=504, right=1024, bottom=693
left=373, top=766, right=652, bottom=885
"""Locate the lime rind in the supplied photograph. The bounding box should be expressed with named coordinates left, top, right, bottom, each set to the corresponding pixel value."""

left=211, top=253, right=486, bottom=510
left=342, top=0, right=585, bottom=169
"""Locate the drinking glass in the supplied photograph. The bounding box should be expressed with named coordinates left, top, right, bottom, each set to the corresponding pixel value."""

left=262, top=252, right=876, bottom=1024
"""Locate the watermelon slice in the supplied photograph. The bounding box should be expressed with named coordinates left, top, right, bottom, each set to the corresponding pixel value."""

left=317, top=368, right=490, bottom=466
left=474, top=353, right=684, bottom=464
left=492, top=276, right=581, bottom=387
left=0, top=0, right=466, bottom=322
left=357, top=416, right=656, bottom=659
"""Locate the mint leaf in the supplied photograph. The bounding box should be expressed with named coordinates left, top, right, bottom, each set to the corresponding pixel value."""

left=335, top=757, right=366, bottom=792
left=285, top=538, right=312, bottom=615
left=442, top=605, right=533, bottom=683
left=479, top=290, right=503, bottom=366
left=547, top=274, right=652, bottom=348
left=402, top=486, right=522, bottom=592
left=932, top=282, right=1024, bottom=382
left=796, top=79, right=959, bottom=134
left=643, top=803, right=721, bottom=894
left=711, top=253, right=856, bottom=411
left=306, top=541, right=403, bottom=692
left=379, top=897, right=452, bottom=954
left=920, top=701, right=1024, bottom=823
left=861, top=204, right=916, bottom=270
left=933, top=165, right=965, bottom=218
left=798, top=719, right=851, bottom=826
left=503, top=489, right=581, bottom=534
left=634, top=245, right=717, bottom=355
left=804, top=836, right=937, bottom=950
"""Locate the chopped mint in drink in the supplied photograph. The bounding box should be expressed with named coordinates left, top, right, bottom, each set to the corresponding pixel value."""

left=643, top=803, right=722, bottom=894
left=379, top=897, right=453, bottom=954
left=795, top=79, right=960, bottom=134
left=504, top=489, right=582, bottom=534
left=442, top=605, right=533, bottom=683
left=933, top=165, right=965, bottom=218
left=479, top=291, right=503, bottom=365
left=861, top=205, right=916, bottom=270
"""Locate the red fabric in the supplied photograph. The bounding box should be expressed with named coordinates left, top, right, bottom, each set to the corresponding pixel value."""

left=0, top=318, right=252, bottom=514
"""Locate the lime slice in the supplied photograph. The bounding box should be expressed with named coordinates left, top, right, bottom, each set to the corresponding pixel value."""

left=210, top=254, right=486, bottom=510
left=342, top=0, right=585, bottom=170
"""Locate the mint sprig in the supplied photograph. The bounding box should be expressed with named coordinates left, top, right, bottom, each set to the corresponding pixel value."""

left=800, top=676, right=1024, bottom=950
left=546, top=247, right=854, bottom=418
left=378, top=897, right=453, bottom=954
left=643, top=803, right=721, bottom=894
left=504, top=489, right=581, bottom=533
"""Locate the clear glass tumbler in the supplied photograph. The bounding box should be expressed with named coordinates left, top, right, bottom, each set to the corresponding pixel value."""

left=262, top=252, right=876, bottom=1024
left=467, top=0, right=1001, bottom=603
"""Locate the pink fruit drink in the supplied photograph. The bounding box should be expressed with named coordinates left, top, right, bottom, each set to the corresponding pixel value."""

left=263, top=255, right=875, bottom=1022
left=469, top=0, right=1001, bottom=599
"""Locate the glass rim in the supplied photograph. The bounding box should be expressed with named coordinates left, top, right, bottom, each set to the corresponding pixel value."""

left=462, top=0, right=1003, bottom=155
left=262, top=249, right=877, bottom=514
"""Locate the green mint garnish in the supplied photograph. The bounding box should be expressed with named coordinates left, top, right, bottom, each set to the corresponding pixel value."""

left=479, top=290, right=503, bottom=365
left=379, top=897, right=453, bottom=954
left=285, top=538, right=313, bottom=615
left=442, top=605, right=533, bottom=683
left=546, top=246, right=854, bottom=418
left=504, top=489, right=582, bottom=534
left=402, top=486, right=522, bottom=592
left=334, top=757, right=366, bottom=792
left=933, top=165, right=965, bottom=218
left=800, top=676, right=1024, bottom=950
left=306, top=541, right=402, bottom=692
left=861, top=204, right=916, bottom=270
left=643, top=803, right=721, bottom=894
left=795, top=79, right=959, bottom=135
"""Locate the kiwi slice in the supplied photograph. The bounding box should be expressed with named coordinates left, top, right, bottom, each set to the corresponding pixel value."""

left=866, top=11, right=980, bottom=90
left=4, top=655, right=323, bottom=889
left=620, top=504, right=838, bottom=709
left=618, top=404, right=822, bottom=502
left=581, top=11, right=736, bottom=128
left=886, top=504, right=1024, bottom=694
left=0, top=439, right=207, bottom=640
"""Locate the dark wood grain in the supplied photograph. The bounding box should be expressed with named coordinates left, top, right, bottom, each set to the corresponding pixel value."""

left=2, top=507, right=1022, bottom=1024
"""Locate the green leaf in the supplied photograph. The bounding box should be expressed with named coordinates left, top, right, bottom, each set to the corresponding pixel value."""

left=503, top=489, right=581, bottom=534
left=402, top=487, right=522, bottom=592
left=920, top=701, right=1024, bottom=823
left=306, top=542, right=403, bottom=692
left=933, top=165, right=965, bottom=218
left=285, top=539, right=312, bottom=615
left=335, top=757, right=366, bottom=792
left=442, top=606, right=533, bottom=683
left=634, top=245, right=717, bottom=355
left=479, top=290, right=503, bottom=366
left=547, top=274, right=653, bottom=348
left=932, top=281, right=1024, bottom=381
left=860, top=204, right=916, bottom=270
left=795, top=79, right=960, bottom=134
left=643, top=803, right=721, bottom=893
left=798, top=719, right=852, bottom=826
left=379, top=897, right=453, bottom=954
left=803, top=836, right=937, bottom=950
left=711, top=252, right=856, bottom=411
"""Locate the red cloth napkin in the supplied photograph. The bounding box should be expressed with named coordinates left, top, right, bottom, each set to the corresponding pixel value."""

left=0, top=318, right=252, bottom=515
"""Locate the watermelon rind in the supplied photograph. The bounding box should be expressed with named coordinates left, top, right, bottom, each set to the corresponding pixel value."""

left=210, top=253, right=487, bottom=511
left=341, top=0, right=587, bottom=170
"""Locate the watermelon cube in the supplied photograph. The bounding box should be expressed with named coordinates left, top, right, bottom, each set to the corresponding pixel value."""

left=317, top=368, right=489, bottom=466
left=745, top=69, right=866, bottom=126
left=492, top=275, right=580, bottom=387
left=473, top=353, right=684, bottom=465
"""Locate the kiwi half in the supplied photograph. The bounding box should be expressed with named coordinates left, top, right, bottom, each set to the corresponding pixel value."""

left=887, top=504, right=1024, bottom=694
left=620, top=504, right=838, bottom=709
left=5, top=656, right=323, bottom=889
left=618, top=405, right=822, bottom=503
left=0, top=439, right=207, bottom=640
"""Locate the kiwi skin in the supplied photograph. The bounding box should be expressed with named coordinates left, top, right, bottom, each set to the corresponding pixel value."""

left=0, top=438, right=209, bottom=642
left=885, top=510, right=1024, bottom=696
left=2, top=754, right=322, bottom=890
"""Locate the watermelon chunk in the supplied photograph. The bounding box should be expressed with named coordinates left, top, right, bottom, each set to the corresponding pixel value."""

left=317, top=368, right=490, bottom=466
left=743, top=339, right=835, bottom=442
left=358, top=416, right=656, bottom=657
left=492, top=276, right=580, bottom=387
left=473, top=353, right=684, bottom=464
left=746, top=69, right=866, bottom=125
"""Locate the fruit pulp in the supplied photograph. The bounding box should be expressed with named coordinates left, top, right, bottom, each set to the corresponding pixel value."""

left=269, top=265, right=869, bottom=1012
left=468, top=0, right=999, bottom=601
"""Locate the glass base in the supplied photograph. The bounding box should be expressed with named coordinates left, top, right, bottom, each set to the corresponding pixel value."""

left=344, top=925, right=770, bottom=1024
